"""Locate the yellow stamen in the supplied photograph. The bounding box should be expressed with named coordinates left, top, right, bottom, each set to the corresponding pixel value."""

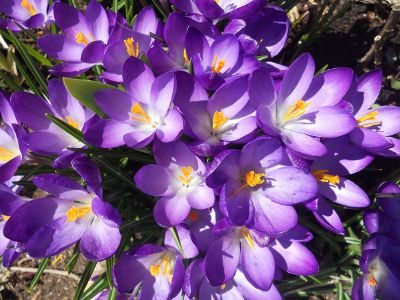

left=211, top=55, right=226, bottom=74
left=0, top=147, right=17, bottom=162
left=212, top=111, right=229, bottom=132
left=130, top=102, right=152, bottom=124
left=2, top=215, right=10, bottom=222
left=149, top=254, right=173, bottom=283
left=240, top=227, right=255, bottom=250
left=231, top=171, right=266, bottom=196
left=183, top=48, right=190, bottom=65
left=150, top=264, right=160, bottom=276
left=124, top=37, right=140, bottom=57
left=75, top=32, right=91, bottom=46
left=368, top=273, right=377, bottom=287
left=188, top=211, right=199, bottom=221
left=215, top=0, right=220, bottom=3
left=21, top=0, right=37, bottom=15
left=357, top=111, right=381, bottom=128
left=220, top=284, right=226, bottom=290
left=178, top=166, right=193, bottom=186
left=65, top=115, right=79, bottom=129
left=282, top=100, right=311, bottom=123
left=312, top=169, right=340, bottom=186
left=65, top=206, right=91, bottom=223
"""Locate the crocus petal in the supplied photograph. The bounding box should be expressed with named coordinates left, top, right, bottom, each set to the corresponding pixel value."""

left=209, top=35, right=239, bottom=72
left=350, top=127, right=393, bottom=150
left=150, top=71, right=176, bottom=117
left=95, top=89, right=131, bottom=121
left=123, top=130, right=155, bottom=148
left=205, top=232, right=240, bottom=286
left=240, top=241, right=274, bottom=290
left=24, top=131, right=70, bottom=155
left=249, top=69, right=277, bottom=108
left=134, top=165, right=173, bottom=196
left=123, top=57, right=154, bottom=103
left=153, top=194, right=191, bottom=227
left=50, top=62, right=93, bottom=77
left=71, top=156, right=102, bottom=197
left=84, top=119, right=133, bottom=148
left=288, top=106, right=356, bottom=138
left=86, top=0, right=109, bottom=42
left=80, top=218, right=121, bottom=261
left=81, top=40, right=106, bottom=63
left=184, top=259, right=204, bottom=298
left=271, top=240, right=319, bottom=275
left=133, top=7, right=158, bottom=35
left=91, top=197, right=121, bottom=228
left=318, top=177, right=370, bottom=208
left=352, top=70, right=382, bottom=116
left=263, top=166, right=317, bottom=205
left=54, top=2, right=90, bottom=38
left=165, top=225, right=199, bottom=259
left=38, top=35, right=84, bottom=62
left=351, top=276, right=376, bottom=300
left=370, top=136, right=400, bottom=157
left=240, top=136, right=283, bottom=170
left=156, top=109, right=184, bottom=143
left=282, top=130, right=327, bottom=159
left=373, top=106, right=400, bottom=136
left=186, top=185, right=215, bottom=210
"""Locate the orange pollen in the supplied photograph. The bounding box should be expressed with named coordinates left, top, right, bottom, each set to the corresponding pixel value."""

left=231, top=171, right=266, bottom=196
left=211, top=55, right=226, bottom=74
left=178, top=166, right=193, bottom=186
left=220, top=284, right=226, bottom=290
left=130, top=102, right=152, bottom=124
left=0, top=147, right=17, bottom=162
left=124, top=37, right=140, bottom=57
left=312, top=169, right=340, bottom=186
left=240, top=227, right=255, bottom=250
left=282, top=100, right=311, bottom=122
left=21, top=0, right=37, bottom=15
left=65, top=115, right=79, bottom=129
left=183, top=48, right=190, bottom=65
left=368, top=274, right=377, bottom=287
left=188, top=211, right=199, bottom=221
left=212, top=111, right=229, bottom=131
left=357, top=111, right=381, bottom=128
left=149, top=254, right=173, bottom=283
left=65, top=206, right=91, bottom=223
left=75, top=32, right=91, bottom=46
left=2, top=215, right=10, bottom=222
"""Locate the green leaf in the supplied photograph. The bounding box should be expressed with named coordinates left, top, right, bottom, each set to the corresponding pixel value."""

left=29, top=257, right=50, bottom=291
left=73, top=261, right=97, bottom=300
left=65, top=243, right=81, bottom=274
left=46, top=113, right=86, bottom=144
left=336, top=281, right=344, bottom=300
left=106, top=258, right=114, bottom=288
left=169, top=227, right=185, bottom=258
left=63, top=77, right=117, bottom=118
left=391, top=78, right=400, bottom=90
left=81, top=274, right=108, bottom=300
left=107, top=287, right=117, bottom=300
left=316, top=64, right=329, bottom=75
left=0, top=70, right=22, bottom=91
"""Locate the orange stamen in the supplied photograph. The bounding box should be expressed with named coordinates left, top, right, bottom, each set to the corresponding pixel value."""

left=282, top=100, right=311, bottom=122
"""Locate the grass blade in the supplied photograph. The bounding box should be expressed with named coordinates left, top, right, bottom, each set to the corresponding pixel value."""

left=106, top=258, right=114, bottom=288
left=46, top=113, right=86, bottom=144
left=66, top=244, right=81, bottom=274
left=28, top=257, right=50, bottom=291
left=81, top=274, right=108, bottom=300
left=73, top=261, right=97, bottom=300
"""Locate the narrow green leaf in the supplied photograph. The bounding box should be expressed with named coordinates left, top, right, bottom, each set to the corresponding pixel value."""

left=336, top=281, right=344, bottom=300
left=65, top=243, right=81, bottom=274
left=0, top=70, right=22, bottom=91
left=139, top=53, right=151, bottom=67
left=150, top=0, right=168, bottom=19
left=81, top=274, right=108, bottom=300
left=256, top=55, right=269, bottom=62
left=28, top=257, right=50, bottom=291
left=316, top=64, right=329, bottom=75
left=63, top=77, right=117, bottom=118
left=106, top=258, right=114, bottom=288
left=169, top=227, right=185, bottom=258
left=107, top=287, right=117, bottom=300
left=73, top=261, right=97, bottom=300
left=113, top=0, right=118, bottom=11
left=8, top=30, right=48, bottom=95
left=46, top=113, right=86, bottom=144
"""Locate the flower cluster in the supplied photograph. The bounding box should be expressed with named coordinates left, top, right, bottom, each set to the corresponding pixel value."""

left=0, top=0, right=399, bottom=299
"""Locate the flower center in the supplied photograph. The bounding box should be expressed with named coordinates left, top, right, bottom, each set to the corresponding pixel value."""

left=2, top=215, right=10, bottom=222
left=0, top=147, right=18, bottom=162
left=21, top=0, right=37, bottom=15
left=212, top=111, right=229, bottom=132
left=357, top=111, right=381, bottom=128
left=240, top=227, right=255, bottom=250
left=312, top=169, right=340, bottom=186
left=65, top=115, right=79, bottom=129
left=368, top=273, right=377, bottom=287
left=188, top=211, right=199, bottom=221
left=282, top=100, right=311, bottom=123
left=124, top=37, right=140, bottom=57
left=178, top=166, right=193, bottom=186
left=130, top=102, right=152, bottom=124
left=211, top=55, right=226, bottom=74
left=149, top=254, right=173, bottom=283
left=231, top=170, right=266, bottom=196
left=183, top=48, right=190, bottom=66
left=75, top=32, right=92, bottom=46
left=65, top=206, right=92, bottom=223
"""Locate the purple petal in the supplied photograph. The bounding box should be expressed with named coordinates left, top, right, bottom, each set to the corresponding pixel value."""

left=81, top=41, right=106, bottom=63
left=156, top=109, right=184, bottom=143
left=123, top=57, right=154, bottom=103
left=134, top=165, right=173, bottom=196
left=85, top=0, right=109, bottom=42
left=249, top=69, right=277, bottom=108
left=91, top=197, right=121, bottom=227
left=186, top=185, right=215, bottom=210
left=153, top=195, right=191, bottom=227
left=84, top=119, right=133, bottom=148
left=150, top=71, right=176, bottom=117
left=38, top=35, right=84, bottom=62
left=282, top=130, right=327, bottom=159
left=350, top=127, right=393, bottom=150
left=71, top=156, right=102, bottom=197
left=95, top=89, right=131, bottom=121
left=352, top=70, right=382, bottom=116
left=373, top=106, right=400, bottom=136
left=164, top=224, right=199, bottom=259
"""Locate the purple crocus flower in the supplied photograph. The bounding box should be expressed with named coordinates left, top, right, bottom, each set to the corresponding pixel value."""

left=171, top=0, right=264, bottom=20
left=224, top=6, right=289, bottom=58
left=102, top=7, right=161, bottom=83
left=188, top=29, right=259, bottom=90
left=352, top=182, right=400, bottom=300
left=185, top=258, right=283, bottom=299
left=0, top=93, right=26, bottom=182
left=134, top=140, right=214, bottom=227
left=0, top=184, right=26, bottom=267
left=0, top=0, right=53, bottom=31
left=341, top=70, right=400, bottom=157
left=175, top=72, right=257, bottom=149
left=204, top=219, right=319, bottom=288
left=306, top=136, right=372, bottom=234
left=38, top=1, right=113, bottom=76
left=207, top=136, right=318, bottom=234
left=249, top=53, right=357, bottom=159
left=148, top=12, right=219, bottom=75
left=11, top=79, right=91, bottom=168
left=4, top=157, right=122, bottom=261
left=85, top=57, right=183, bottom=148
left=113, top=228, right=198, bottom=299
